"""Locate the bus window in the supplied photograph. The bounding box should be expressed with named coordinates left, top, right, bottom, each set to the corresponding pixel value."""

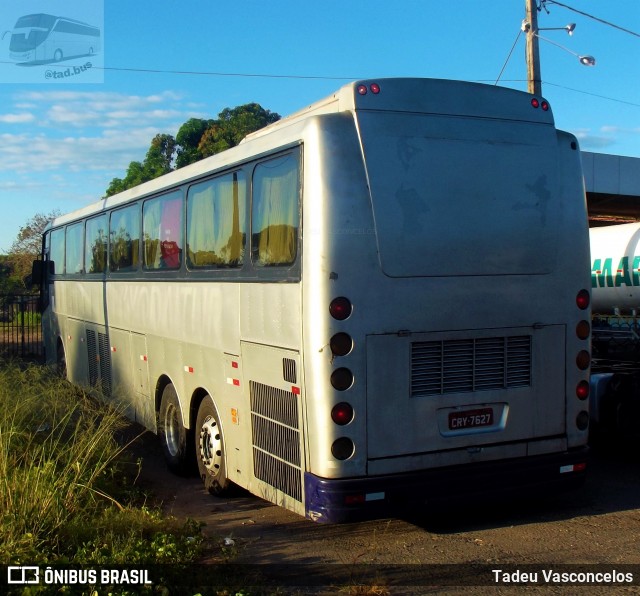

left=50, top=228, right=65, bottom=274
left=65, top=222, right=84, bottom=274
left=252, top=152, right=300, bottom=267
left=109, top=205, right=140, bottom=272
left=143, top=192, right=183, bottom=270
left=187, top=172, right=246, bottom=268
left=85, top=214, right=108, bottom=274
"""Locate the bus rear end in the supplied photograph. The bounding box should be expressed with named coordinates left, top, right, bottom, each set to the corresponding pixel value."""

left=301, top=79, right=591, bottom=522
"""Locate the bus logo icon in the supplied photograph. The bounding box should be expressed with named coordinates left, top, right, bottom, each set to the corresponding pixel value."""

left=7, top=566, right=40, bottom=584
left=3, top=13, right=101, bottom=66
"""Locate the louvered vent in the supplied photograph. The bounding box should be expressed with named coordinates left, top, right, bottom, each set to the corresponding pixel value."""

left=250, top=381, right=302, bottom=502
left=97, top=332, right=112, bottom=396
left=411, top=335, right=531, bottom=396
left=86, top=329, right=98, bottom=386
left=282, top=358, right=297, bottom=383
left=85, top=329, right=112, bottom=396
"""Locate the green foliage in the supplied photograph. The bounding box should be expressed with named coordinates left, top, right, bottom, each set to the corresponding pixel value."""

left=175, top=118, right=215, bottom=168
left=4, top=211, right=59, bottom=291
left=0, top=255, right=24, bottom=294
left=105, top=103, right=281, bottom=196
left=0, top=361, right=203, bottom=566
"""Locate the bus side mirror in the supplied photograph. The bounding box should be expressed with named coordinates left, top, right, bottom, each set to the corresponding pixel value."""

left=31, top=260, right=54, bottom=286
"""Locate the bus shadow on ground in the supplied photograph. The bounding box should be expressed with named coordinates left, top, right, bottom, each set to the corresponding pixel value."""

left=399, top=443, right=640, bottom=534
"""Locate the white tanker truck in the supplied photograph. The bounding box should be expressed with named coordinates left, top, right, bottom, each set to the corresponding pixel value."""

left=589, top=222, right=640, bottom=442
left=591, top=222, right=640, bottom=316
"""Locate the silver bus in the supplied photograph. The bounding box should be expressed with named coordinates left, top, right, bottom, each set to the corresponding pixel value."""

left=6, top=13, right=100, bottom=64
left=35, top=79, right=591, bottom=522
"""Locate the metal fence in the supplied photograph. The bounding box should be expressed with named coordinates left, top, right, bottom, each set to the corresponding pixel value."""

left=0, top=293, right=43, bottom=360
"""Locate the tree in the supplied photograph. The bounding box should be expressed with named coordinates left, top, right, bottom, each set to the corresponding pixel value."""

left=198, top=104, right=280, bottom=159
left=104, top=103, right=281, bottom=196
left=175, top=118, right=214, bottom=169
left=6, top=210, right=59, bottom=290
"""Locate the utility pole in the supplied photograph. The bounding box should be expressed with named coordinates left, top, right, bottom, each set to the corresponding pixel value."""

left=525, top=0, right=542, bottom=95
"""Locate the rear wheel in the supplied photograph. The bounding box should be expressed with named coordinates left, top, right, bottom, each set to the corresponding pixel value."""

left=159, top=384, right=193, bottom=475
left=196, top=395, right=231, bottom=495
left=56, top=339, right=67, bottom=379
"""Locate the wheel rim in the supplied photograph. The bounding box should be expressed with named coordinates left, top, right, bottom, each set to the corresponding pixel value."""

left=164, top=403, right=181, bottom=457
left=199, top=414, right=222, bottom=476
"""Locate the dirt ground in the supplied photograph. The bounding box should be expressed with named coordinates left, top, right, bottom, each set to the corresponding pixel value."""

left=131, top=431, right=640, bottom=595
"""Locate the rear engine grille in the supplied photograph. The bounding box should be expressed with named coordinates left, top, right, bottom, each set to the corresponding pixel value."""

left=411, top=335, right=531, bottom=396
left=250, top=381, right=302, bottom=501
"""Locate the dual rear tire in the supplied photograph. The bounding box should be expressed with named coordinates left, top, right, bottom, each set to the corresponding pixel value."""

left=158, top=385, right=230, bottom=494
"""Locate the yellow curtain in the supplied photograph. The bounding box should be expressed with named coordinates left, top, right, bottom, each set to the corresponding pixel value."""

left=253, top=153, right=299, bottom=266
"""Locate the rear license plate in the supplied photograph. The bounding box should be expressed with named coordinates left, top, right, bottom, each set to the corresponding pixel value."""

left=448, top=407, right=494, bottom=430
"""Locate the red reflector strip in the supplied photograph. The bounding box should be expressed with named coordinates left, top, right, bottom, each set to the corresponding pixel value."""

left=140, top=355, right=147, bottom=361
left=111, top=346, right=116, bottom=352
left=560, top=463, right=587, bottom=474
left=184, top=366, right=194, bottom=373
left=292, top=386, right=301, bottom=395
left=226, top=378, right=240, bottom=386
left=232, top=361, right=239, bottom=369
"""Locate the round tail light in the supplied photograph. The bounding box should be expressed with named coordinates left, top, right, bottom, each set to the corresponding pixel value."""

left=330, top=333, right=353, bottom=357
left=576, top=380, right=589, bottom=400
left=330, top=297, right=352, bottom=321
left=331, top=368, right=354, bottom=391
left=576, top=411, right=589, bottom=431
left=576, top=289, right=590, bottom=310
left=331, top=402, right=354, bottom=425
left=576, top=320, right=590, bottom=340
left=331, top=437, right=355, bottom=460
left=576, top=350, right=591, bottom=370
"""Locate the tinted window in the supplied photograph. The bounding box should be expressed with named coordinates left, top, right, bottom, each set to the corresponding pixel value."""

left=187, top=172, right=246, bottom=269
left=85, top=214, right=108, bottom=274
left=50, top=228, right=65, bottom=274
left=65, top=223, right=83, bottom=274
left=109, top=205, right=140, bottom=272
left=252, top=152, right=300, bottom=267
left=143, top=192, right=183, bottom=270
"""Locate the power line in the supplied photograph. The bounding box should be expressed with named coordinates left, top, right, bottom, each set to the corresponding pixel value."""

left=543, top=80, right=640, bottom=108
left=495, top=29, right=523, bottom=85
left=100, top=65, right=357, bottom=81
left=3, top=60, right=638, bottom=110
left=544, top=0, right=640, bottom=39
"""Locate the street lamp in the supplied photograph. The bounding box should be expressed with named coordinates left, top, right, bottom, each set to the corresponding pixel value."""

left=523, top=5, right=596, bottom=96
left=532, top=30, right=596, bottom=67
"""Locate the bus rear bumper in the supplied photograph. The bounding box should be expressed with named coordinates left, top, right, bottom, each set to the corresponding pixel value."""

left=304, top=448, right=588, bottom=523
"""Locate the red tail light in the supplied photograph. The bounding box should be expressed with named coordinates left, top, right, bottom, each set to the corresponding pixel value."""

left=330, top=297, right=352, bottom=321
left=576, top=380, right=589, bottom=400
left=576, top=289, right=590, bottom=310
left=331, top=402, right=354, bottom=425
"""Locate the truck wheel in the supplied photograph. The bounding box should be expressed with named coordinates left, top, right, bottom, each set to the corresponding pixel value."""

left=159, top=384, right=193, bottom=475
left=196, top=395, right=231, bottom=495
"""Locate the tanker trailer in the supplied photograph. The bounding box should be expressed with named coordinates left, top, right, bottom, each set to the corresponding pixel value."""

left=589, top=222, right=640, bottom=443
left=590, top=222, right=640, bottom=315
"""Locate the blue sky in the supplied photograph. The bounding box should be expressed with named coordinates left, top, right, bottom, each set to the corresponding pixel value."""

left=0, top=0, right=638, bottom=253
